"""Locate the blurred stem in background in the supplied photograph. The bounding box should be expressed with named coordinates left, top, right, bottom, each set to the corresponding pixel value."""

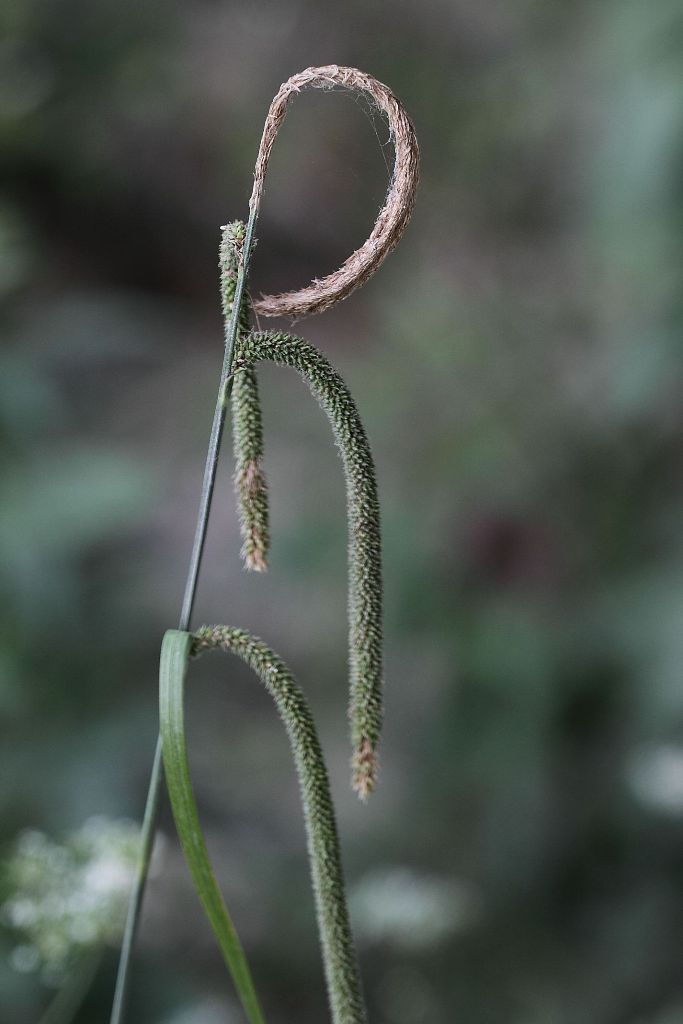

left=38, top=950, right=103, bottom=1024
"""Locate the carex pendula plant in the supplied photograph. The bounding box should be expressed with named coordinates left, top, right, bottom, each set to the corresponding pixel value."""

left=110, top=65, right=419, bottom=1024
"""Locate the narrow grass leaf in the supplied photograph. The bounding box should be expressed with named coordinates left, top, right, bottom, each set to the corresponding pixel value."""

left=159, top=629, right=267, bottom=1024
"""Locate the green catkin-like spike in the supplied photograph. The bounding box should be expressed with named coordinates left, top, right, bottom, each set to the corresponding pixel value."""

left=220, top=222, right=270, bottom=571
left=219, top=221, right=252, bottom=339
left=192, top=625, right=367, bottom=1024
left=235, top=330, right=383, bottom=799
left=232, top=365, right=269, bottom=572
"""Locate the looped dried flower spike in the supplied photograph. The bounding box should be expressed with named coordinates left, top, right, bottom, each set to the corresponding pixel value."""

left=250, top=64, right=420, bottom=318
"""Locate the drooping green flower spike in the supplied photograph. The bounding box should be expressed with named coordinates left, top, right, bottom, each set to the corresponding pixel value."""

left=160, top=627, right=367, bottom=1024
left=235, top=328, right=383, bottom=798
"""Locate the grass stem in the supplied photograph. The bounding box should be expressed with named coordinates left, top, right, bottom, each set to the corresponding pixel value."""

left=108, top=207, right=259, bottom=1024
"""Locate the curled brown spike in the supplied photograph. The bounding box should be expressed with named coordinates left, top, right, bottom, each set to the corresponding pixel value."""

left=249, top=64, right=420, bottom=319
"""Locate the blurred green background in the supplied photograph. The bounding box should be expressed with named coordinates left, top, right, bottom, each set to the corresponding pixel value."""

left=2, top=1, right=683, bottom=1022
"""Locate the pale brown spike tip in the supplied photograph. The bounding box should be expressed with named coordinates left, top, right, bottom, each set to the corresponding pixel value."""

left=245, top=547, right=268, bottom=573
left=352, top=738, right=378, bottom=802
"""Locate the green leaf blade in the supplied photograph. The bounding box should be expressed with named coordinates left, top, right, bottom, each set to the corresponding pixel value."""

left=159, top=629, right=266, bottom=1024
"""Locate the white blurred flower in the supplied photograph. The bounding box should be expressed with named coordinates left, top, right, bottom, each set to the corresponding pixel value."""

left=350, top=866, right=482, bottom=950
left=163, top=998, right=237, bottom=1024
left=10, top=944, right=40, bottom=974
left=628, top=744, right=683, bottom=816
left=2, top=816, right=144, bottom=982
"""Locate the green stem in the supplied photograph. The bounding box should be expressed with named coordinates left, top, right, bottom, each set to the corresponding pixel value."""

left=108, top=737, right=163, bottom=1024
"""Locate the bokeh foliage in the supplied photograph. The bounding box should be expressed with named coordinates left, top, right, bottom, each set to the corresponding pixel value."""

left=2, top=0, right=683, bottom=1022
